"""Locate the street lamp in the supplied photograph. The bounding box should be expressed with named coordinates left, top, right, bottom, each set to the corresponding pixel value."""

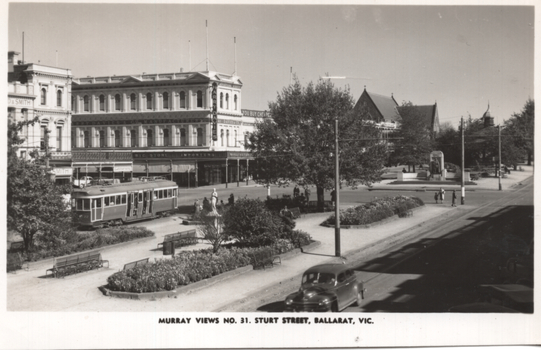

left=334, top=116, right=340, bottom=257
left=498, top=125, right=502, bottom=191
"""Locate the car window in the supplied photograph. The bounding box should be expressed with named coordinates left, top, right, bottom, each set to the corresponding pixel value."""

left=302, top=272, right=335, bottom=285
left=337, top=273, right=346, bottom=283
left=346, top=269, right=354, bottom=278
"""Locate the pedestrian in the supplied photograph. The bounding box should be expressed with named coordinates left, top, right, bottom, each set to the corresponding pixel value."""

left=451, top=190, right=457, bottom=207
left=434, top=191, right=439, bottom=204
left=304, top=187, right=311, bottom=202
left=293, top=185, right=299, bottom=198
left=439, top=187, right=445, bottom=203
left=402, top=167, right=407, bottom=173
left=228, top=193, right=235, bottom=205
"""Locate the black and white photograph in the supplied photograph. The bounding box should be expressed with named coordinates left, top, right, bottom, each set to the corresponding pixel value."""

left=2, top=0, right=539, bottom=348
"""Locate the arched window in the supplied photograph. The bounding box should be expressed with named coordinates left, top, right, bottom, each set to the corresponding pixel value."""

left=115, top=94, right=121, bottom=111
left=130, top=130, right=138, bottom=147
left=41, top=88, right=47, bottom=105
left=114, top=130, right=121, bottom=147
left=146, top=129, right=153, bottom=147
left=40, top=126, right=47, bottom=150
left=220, top=92, right=223, bottom=109
left=163, top=128, right=169, bottom=146
left=197, top=128, right=203, bottom=146
left=146, top=93, right=152, bottom=110
left=99, top=130, right=105, bottom=147
left=99, top=95, right=105, bottom=111
left=234, top=95, right=238, bottom=110
left=83, top=95, right=89, bottom=112
left=84, top=131, right=90, bottom=148
left=226, top=93, right=229, bottom=109
left=57, top=90, right=62, bottom=107
left=179, top=91, right=186, bottom=108
left=130, top=93, right=136, bottom=110
left=220, top=129, right=224, bottom=147
left=226, top=129, right=230, bottom=147
left=196, top=90, right=203, bottom=108
left=163, top=92, right=169, bottom=109
left=180, top=128, right=187, bottom=146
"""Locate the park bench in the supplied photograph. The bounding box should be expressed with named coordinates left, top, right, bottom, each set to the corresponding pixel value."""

left=123, top=257, right=150, bottom=271
left=157, top=229, right=199, bottom=249
left=46, top=250, right=109, bottom=278
left=289, top=207, right=301, bottom=219
left=252, top=250, right=281, bottom=270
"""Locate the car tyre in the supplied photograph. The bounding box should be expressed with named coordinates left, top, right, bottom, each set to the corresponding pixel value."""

left=330, top=302, right=339, bottom=313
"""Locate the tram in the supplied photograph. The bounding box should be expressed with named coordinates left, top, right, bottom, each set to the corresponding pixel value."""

left=72, top=178, right=179, bottom=228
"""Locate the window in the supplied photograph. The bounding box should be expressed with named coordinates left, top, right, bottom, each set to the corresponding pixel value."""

left=83, top=199, right=90, bottom=211
left=40, top=126, right=47, bottom=150
left=163, top=128, right=169, bottom=146
left=115, top=94, right=121, bottom=111
left=99, top=95, right=105, bottom=111
left=234, top=95, right=238, bottom=110
left=196, top=90, right=203, bottom=108
left=220, top=92, right=223, bottom=108
left=180, top=128, right=187, bottom=146
left=56, top=126, right=62, bottom=151
left=220, top=129, right=224, bottom=147
left=116, top=195, right=121, bottom=204
left=20, top=150, right=26, bottom=159
left=226, top=129, right=230, bottom=147
left=114, top=130, right=121, bottom=147
left=226, top=93, right=229, bottom=109
left=337, top=273, right=346, bottom=283
left=84, top=131, right=90, bottom=148
left=57, top=90, right=62, bottom=107
left=167, top=189, right=172, bottom=197
left=95, top=198, right=102, bottom=208
left=147, top=129, right=153, bottom=147
left=41, top=88, right=47, bottom=105
left=234, top=130, right=237, bottom=147
left=197, top=128, right=203, bottom=146
left=83, top=95, right=89, bottom=112
left=104, top=197, right=110, bottom=206
left=99, top=130, right=105, bottom=148
left=146, top=93, right=152, bottom=110
left=163, top=92, right=169, bottom=109
left=121, top=195, right=127, bottom=204
left=71, top=96, right=75, bottom=112
left=179, top=91, right=186, bottom=108
left=130, top=93, right=136, bottom=110
left=130, top=130, right=138, bottom=147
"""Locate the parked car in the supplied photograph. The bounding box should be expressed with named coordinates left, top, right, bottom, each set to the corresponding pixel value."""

left=284, top=263, right=366, bottom=312
left=73, top=176, right=93, bottom=188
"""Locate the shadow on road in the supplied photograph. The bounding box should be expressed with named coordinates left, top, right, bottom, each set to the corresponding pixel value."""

left=257, top=301, right=285, bottom=312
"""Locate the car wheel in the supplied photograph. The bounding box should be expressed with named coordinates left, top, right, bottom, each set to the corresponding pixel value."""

left=330, top=302, right=339, bottom=313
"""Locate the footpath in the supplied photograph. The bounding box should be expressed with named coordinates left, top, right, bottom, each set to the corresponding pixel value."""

left=5, top=165, right=533, bottom=312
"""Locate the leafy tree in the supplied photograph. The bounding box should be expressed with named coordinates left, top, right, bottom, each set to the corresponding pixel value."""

left=197, top=213, right=227, bottom=253
left=505, top=99, right=534, bottom=165
left=435, top=123, right=461, bottom=166
left=390, top=102, right=435, bottom=172
left=7, top=119, right=74, bottom=253
left=249, top=77, right=387, bottom=211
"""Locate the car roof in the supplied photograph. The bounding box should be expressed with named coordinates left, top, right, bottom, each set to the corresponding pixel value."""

left=303, top=263, right=351, bottom=275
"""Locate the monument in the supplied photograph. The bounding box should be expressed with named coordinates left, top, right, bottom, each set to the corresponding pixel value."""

left=429, top=151, right=446, bottom=180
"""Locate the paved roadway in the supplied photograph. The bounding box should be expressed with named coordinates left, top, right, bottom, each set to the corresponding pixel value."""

left=232, top=178, right=534, bottom=313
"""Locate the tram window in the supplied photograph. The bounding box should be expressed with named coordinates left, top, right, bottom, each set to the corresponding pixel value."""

left=121, top=195, right=126, bottom=204
left=173, top=189, right=177, bottom=197
left=159, top=190, right=164, bottom=199
left=77, top=199, right=83, bottom=210
left=138, top=192, right=143, bottom=202
left=83, top=199, right=91, bottom=211
left=153, top=191, right=158, bottom=200
left=116, top=195, right=121, bottom=204
left=96, top=198, right=102, bottom=208
left=110, top=196, right=116, bottom=206
left=104, top=197, right=110, bottom=206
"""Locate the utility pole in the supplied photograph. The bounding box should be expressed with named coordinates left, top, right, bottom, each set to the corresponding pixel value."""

left=334, top=116, right=341, bottom=257
left=461, top=117, right=465, bottom=204
left=498, top=125, right=502, bottom=191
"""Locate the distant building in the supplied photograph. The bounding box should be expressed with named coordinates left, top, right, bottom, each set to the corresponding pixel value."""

left=8, top=51, right=73, bottom=183
left=71, top=70, right=257, bottom=187
left=482, top=103, right=495, bottom=128
left=397, top=102, right=440, bottom=136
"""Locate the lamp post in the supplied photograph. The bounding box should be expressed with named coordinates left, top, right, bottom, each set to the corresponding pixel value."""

left=334, top=116, right=341, bottom=257
left=498, top=125, right=502, bottom=191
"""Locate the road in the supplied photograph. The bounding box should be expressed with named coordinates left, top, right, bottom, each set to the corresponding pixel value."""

left=229, top=178, right=533, bottom=313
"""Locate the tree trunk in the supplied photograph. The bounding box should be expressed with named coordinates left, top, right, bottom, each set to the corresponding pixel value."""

left=413, top=164, right=416, bottom=173
left=528, top=150, right=532, bottom=166
left=316, top=186, right=325, bottom=213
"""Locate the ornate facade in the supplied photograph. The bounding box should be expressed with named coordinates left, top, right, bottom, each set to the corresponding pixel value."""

left=71, top=70, right=257, bottom=187
left=8, top=51, right=73, bottom=183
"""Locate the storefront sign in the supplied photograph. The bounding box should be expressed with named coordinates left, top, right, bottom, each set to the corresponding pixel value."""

left=8, top=97, right=33, bottom=107
left=52, top=167, right=73, bottom=176
left=241, top=109, right=268, bottom=118
left=113, top=165, right=133, bottom=172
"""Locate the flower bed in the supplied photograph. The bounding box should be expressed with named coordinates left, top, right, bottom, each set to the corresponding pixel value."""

left=27, top=227, right=155, bottom=261
left=106, top=232, right=313, bottom=293
left=323, top=195, right=424, bottom=226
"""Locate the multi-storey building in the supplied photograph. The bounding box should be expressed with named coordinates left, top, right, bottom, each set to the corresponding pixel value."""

left=71, top=70, right=257, bottom=187
left=8, top=51, right=73, bottom=183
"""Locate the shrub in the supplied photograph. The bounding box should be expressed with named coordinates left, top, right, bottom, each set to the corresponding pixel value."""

left=266, top=195, right=306, bottom=213
left=324, top=195, right=424, bottom=226
left=7, top=252, right=23, bottom=272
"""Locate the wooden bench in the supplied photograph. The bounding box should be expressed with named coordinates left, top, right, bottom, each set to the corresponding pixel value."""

left=46, top=250, right=109, bottom=278
left=252, top=250, right=281, bottom=270
left=123, top=257, right=150, bottom=271
left=289, top=207, right=301, bottom=219
left=157, top=229, right=199, bottom=249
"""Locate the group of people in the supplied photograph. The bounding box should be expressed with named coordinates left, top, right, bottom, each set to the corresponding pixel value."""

left=293, top=185, right=311, bottom=204
left=194, top=191, right=236, bottom=214
left=435, top=187, right=457, bottom=207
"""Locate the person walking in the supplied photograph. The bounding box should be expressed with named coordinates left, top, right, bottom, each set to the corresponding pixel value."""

left=439, top=187, right=445, bottom=204
left=434, top=191, right=439, bottom=204
left=304, top=187, right=311, bottom=203
left=451, top=190, right=457, bottom=207
left=293, top=185, right=300, bottom=198
left=228, top=193, right=235, bottom=206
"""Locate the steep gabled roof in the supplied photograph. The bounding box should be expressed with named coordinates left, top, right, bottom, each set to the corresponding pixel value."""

left=354, top=89, right=401, bottom=123
left=397, top=103, right=440, bottom=133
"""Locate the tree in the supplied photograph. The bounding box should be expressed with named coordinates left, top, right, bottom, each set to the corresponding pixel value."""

left=505, top=99, right=534, bottom=165
left=249, top=77, right=387, bottom=211
left=197, top=213, right=227, bottom=253
left=390, top=102, right=435, bottom=172
left=7, top=119, right=74, bottom=253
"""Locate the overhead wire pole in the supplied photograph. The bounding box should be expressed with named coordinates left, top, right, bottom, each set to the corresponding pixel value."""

left=461, top=116, right=465, bottom=204
left=334, top=116, right=340, bottom=257
left=498, top=125, right=502, bottom=191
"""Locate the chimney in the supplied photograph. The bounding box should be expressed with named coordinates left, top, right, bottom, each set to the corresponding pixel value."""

left=8, top=51, right=20, bottom=73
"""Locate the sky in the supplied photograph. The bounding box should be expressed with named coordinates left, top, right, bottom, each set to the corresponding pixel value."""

left=6, top=2, right=536, bottom=128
